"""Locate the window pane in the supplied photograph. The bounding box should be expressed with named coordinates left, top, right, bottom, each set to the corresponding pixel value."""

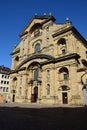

left=34, top=69, right=38, bottom=80
left=64, top=73, right=68, bottom=80
left=35, top=43, right=40, bottom=52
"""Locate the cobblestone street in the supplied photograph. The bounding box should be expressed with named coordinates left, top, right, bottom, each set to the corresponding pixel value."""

left=0, top=103, right=87, bottom=130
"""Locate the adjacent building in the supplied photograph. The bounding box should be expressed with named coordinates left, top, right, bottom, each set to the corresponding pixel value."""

left=0, top=65, right=10, bottom=103
left=10, top=15, right=87, bottom=105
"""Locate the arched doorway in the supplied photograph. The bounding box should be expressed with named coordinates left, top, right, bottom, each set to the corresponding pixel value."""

left=62, top=92, right=68, bottom=104
left=34, top=87, right=38, bottom=102
left=12, top=94, right=15, bottom=102
left=31, top=87, right=38, bottom=103
left=58, top=85, right=70, bottom=104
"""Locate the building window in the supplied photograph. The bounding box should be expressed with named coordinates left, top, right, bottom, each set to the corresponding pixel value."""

left=7, top=81, right=9, bottom=85
left=15, top=56, right=19, bottom=61
left=64, top=73, right=69, bottom=80
left=1, top=80, right=3, bottom=84
left=3, top=87, right=5, bottom=92
left=13, top=77, right=17, bottom=88
left=34, top=69, right=38, bottom=80
left=59, top=67, right=69, bottom=81
left=5, top=75, right=7, bottom=78
left=58, top=38, right=66, bottom=45
left=2, top=75, right=4, bottom=78
left=47, top=84, right=50, bottom=95
left=0, top=87, right=2, bottom=92
left=4, top=81, right=6, bottom=84
left=35, top=43, right=40, bottom=52
left=58, top=38, right=67, bottom=55
left=6, top=87, right=8, bottom=92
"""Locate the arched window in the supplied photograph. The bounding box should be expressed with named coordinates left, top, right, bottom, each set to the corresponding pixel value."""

left=15, top=56, right=19, bottom=61
left=14, top=56, right=19, bottom=69
left=13, top=77, right=17, bottom=88
left=57, top=38, right=66, bottom=54
left=34, top=69, right=38, bottom=80
left=35, top=43, right=40, bottom=52
left=58, top=38, right=66, bottom=45
left=59, top=67, right=69, bottom=80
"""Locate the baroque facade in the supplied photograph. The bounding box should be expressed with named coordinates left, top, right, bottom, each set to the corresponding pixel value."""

left=10, top=15, right=87, bottom=105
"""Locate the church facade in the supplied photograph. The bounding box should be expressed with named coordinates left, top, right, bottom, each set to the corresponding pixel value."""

left=10, top=15, right=87, bottom=105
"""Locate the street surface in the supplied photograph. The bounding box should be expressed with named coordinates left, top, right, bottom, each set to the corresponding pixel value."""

left=0, top=103, right=87, bottom=130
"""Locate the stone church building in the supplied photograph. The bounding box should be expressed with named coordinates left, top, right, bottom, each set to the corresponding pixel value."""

left=10, top=15, right=87, bottom=105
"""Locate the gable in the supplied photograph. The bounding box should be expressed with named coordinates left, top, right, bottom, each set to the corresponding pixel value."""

left=20, top=15, right=55, bottom=37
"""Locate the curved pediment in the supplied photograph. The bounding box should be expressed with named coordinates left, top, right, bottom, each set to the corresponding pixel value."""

left=17, top=54, right=55, bottom=69
left=29, top=23, right=42, bottom=34
left=20, top=15, right=55, bottom=37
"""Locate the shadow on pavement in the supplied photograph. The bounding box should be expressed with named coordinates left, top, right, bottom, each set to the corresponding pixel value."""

left=0, top=106, right=87, bottom=130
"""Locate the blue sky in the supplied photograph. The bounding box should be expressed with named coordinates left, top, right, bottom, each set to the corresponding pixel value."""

left=0, top=0, right=87, bottom=68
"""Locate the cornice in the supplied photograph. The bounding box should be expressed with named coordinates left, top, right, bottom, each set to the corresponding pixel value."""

left=10, top=67, right=26, bottom=74
left=77, top=67, right=87, bottom=72
left=10, top=53, right=80, bottom=74
left=41, top=53, right=80, bottom=66
left=52, top=26, right=87, bottom=48
left=52, top=26, right=72, bottom=38
left=17, top=54, right=55, bottom=69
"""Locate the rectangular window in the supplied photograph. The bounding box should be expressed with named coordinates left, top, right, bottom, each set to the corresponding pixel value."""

left=0, top=87, right=2, bottom=92
left=1, top=80, right=3, bottom=84
left=34, top=69, right=38, bottom=80
left=64, top=73, right=68, bottom=80
left=7, top=81, right=9, bottom=85
left=4, top=81, right=6, bottom=84
left=2, top=75, right=4, bottom=78
left=6, top=87, right=8, bottom=92
left=3, top=87, right=5, bottom=92
left=5, top=75, right=7, bottom=78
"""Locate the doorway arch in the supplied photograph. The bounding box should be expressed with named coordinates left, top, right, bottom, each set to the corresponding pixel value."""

left=12, top=94, right=15, bottom=102
left=58, top=85, right=70, bottom=104
left=31, top=87, right=38, bottom=102
left=34, top=87, right=38, bottom=102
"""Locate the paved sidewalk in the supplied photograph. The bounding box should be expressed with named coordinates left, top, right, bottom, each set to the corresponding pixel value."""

left=0, top=102, right=83, bottom=108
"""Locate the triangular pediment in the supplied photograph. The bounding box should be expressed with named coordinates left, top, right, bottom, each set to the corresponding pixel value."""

left=20, top=15, right=55, bottom=37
